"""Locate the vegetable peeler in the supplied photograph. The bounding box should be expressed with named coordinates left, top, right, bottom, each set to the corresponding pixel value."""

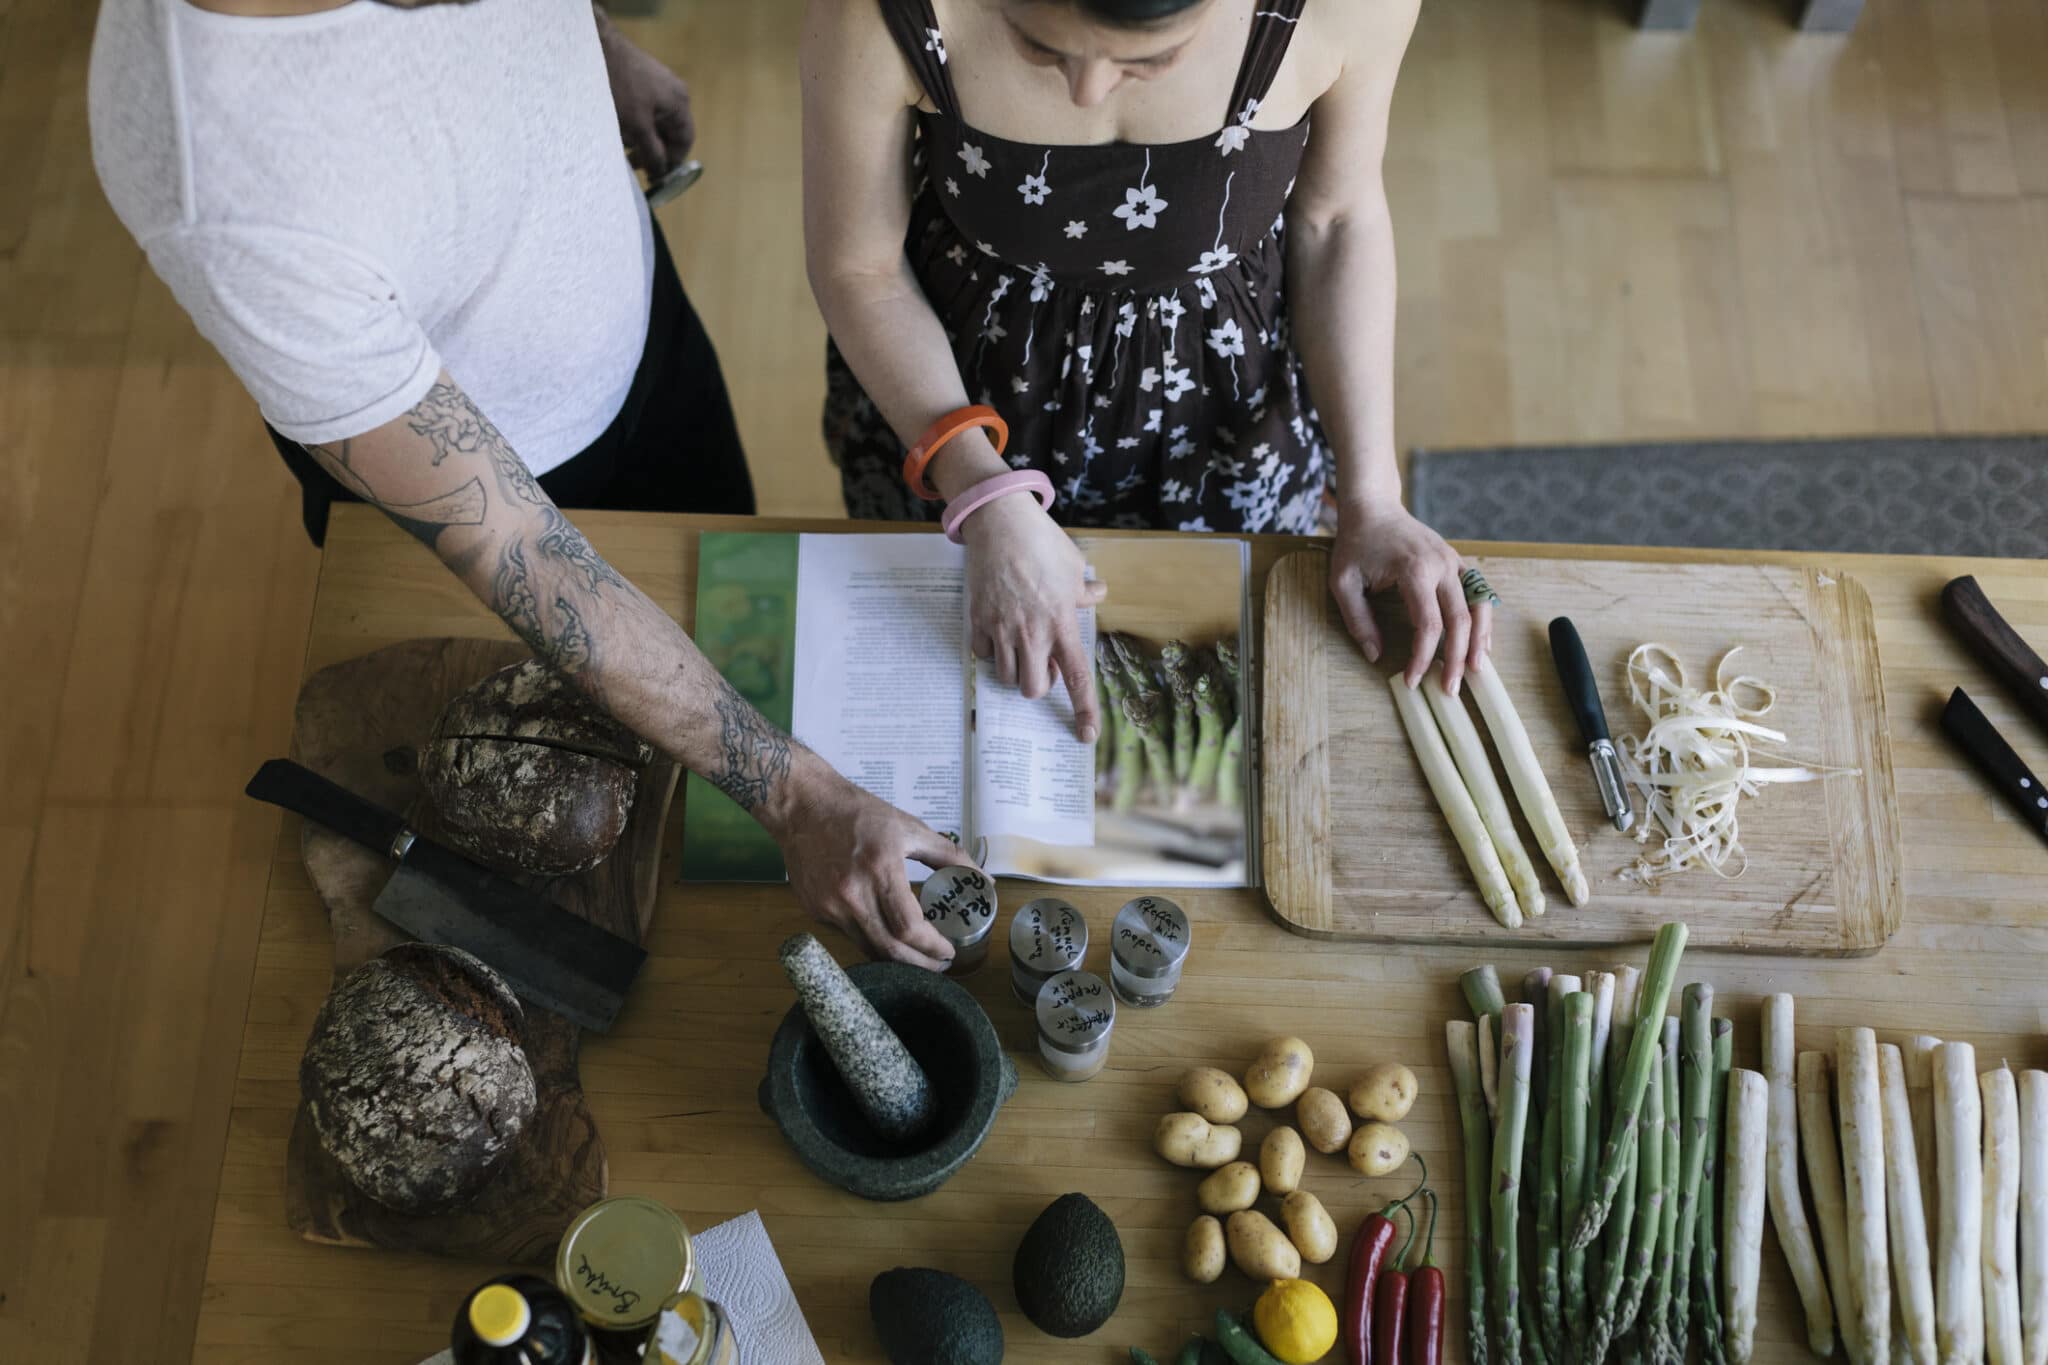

left=1548, top=617, right=1633, bottom=833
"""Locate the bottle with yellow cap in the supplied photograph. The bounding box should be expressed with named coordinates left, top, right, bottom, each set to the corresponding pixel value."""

left=451, top=1275, right=593, bottom=1365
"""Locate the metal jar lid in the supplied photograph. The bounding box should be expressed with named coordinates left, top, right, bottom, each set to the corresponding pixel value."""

left=1110, top=896, right=1191, bottom=980
left=1009, top=898, right=1087, bottom=975
left=919, top=865, right=998, bottom=949
left=556, top=1194, right=695, bottom=1330
left=1035, top=969, right=1116, bottom=1056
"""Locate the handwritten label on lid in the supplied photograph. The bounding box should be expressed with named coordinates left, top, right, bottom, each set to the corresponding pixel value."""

left=1011, top=899, right=1086, bottom=969
left=919, top=866, right=995, bottom=938
left=1112, top=897, right=1189, bottom=972
left=1036, top=969, right=1115, bottom=1048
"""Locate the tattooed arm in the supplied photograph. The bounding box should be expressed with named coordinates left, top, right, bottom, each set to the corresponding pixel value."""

left=303, top=374, right=969, bottom=967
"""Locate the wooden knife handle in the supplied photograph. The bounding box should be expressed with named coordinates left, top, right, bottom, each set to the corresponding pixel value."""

left=1939, top=688, right=2048, bottom=845
left=1941, top=575, right=2048, bottom=733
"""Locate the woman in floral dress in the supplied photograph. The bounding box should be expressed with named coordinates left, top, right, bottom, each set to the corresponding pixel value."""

left=803, top=0, right=1491, bottom=739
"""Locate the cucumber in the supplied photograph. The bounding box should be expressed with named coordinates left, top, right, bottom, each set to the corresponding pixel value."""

left=1214, top=1310, right=1289, bottom=1365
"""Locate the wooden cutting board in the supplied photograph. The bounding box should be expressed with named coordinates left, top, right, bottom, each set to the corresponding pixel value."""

left=285, top=637, right=679, bottom=1263
left=1260, top=551, right=1902, bottom=954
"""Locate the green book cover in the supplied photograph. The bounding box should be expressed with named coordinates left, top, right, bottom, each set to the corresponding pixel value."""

left=677, top=531, right=797, bottom=881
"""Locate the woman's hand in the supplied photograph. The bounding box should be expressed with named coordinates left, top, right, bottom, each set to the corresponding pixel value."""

left=960, top=495, right=1107, bottom=741
left=770, top=754, right=975, bottom=971
left=1330, top=499, right=1493, bottom=694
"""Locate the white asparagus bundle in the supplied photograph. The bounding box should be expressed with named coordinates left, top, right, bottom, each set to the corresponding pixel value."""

left=1388, top=674, right=1522, bottom=929
left=1879, top=1044, right=1939, bottom=1365
left=1478, top=1011, right=1501, bottom=1125
left=1984, top=1067, right=2023, bottom=1365
left=1466, top=653, right=1591, bottom=906
left=1762, top=995, right=1836, bottom=1356
left=1934, top=1042, right=1984, bottom=1365
left=1839, top=1028, right=1893, bottom=1365
left=1907, top=1036, right=1944, bottom=1255
left=1424, top=666, right=1547, bottom=921
left=2018, top=1070, right=2047, bottom=1365
left=1803, top=1050, right=1871, bottom=1365
left=1724, top=1068, right=1770, bottom=1365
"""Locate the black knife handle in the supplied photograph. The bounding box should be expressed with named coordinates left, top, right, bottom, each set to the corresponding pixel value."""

left=1548, top=617, right=1610, bottom=745
left=1941, top=575, right=2048, bottom=735
left=1939, top=689, right=2048, bottom=843
left=245, top=758, right=409, bottom=857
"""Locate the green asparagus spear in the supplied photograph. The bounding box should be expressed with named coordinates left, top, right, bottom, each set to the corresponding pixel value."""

left=1112, top=694, right=1147, bottom=812
left=1160, top=641, right=1198, bottom=785
left=1449, top=1020, right=1492, bottom=1365
left=1561, top=992, right=1596, bottom=1343
left=1696, top=1018, right=1734, bottom=1365
left=1124, top=691, right=1174, bottom=805
left=1669, top=985, right=1716, bottom=1361
left=1214, top=634, right=1240, bottom=689
left=1189, top=670, right=1228, bottom=797
left=1586, top=971, right=1618, bottom=1326
left=1463, top=964, right=1509, bottom=1020
left=1573, top=923, right=1690, bottom=1251
left=1537, top=974, right=1580, bottom=1363
left=1588, top=1104, right=1640, bottom=1365
left=1615, top=1039, right=1668, bottom=1340
left=1648, top=1017, right=1682, bottom=1357
left=1494, top=1003, right=1537, bottom=1365
left=1215, top=714, right=1244, bottom=808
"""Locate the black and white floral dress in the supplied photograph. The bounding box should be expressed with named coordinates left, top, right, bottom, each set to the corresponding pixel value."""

left=826, top=0, right=1330, bottom=533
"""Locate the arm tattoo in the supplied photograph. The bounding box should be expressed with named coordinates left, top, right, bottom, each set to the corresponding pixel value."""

left=536, top=507, right=627, bottom=592
left=709, top=678, right=792, bottom=811
left=406, top=381, right=548, bottom=507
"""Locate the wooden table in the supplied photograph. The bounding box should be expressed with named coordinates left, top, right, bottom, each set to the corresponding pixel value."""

left=193, top=509, right=2048, bottom=1364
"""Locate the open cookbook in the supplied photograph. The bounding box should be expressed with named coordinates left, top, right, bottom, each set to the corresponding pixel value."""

left=679, top=530, right=1256, bottom=888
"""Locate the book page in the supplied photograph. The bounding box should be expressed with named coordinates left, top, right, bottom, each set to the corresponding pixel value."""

left=969, top=605, right=1097, bottom=848
left=791, top=535, right=968, bottom=871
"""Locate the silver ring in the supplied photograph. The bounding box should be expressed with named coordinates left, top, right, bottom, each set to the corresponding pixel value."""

left=1461, top=567, right=1501, bottom=609
left=388, top=829, right=417, bottom=862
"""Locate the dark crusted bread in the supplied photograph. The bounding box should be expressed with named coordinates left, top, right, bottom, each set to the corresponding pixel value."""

left=299, top=943, right=537, bottom=1215
left=420, top=658, right=648, bottom=876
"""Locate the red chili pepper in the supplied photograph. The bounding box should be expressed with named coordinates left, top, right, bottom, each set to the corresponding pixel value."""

left=1341, top=1156, right=1427, bottom=1365
left=1407, top=1190, right=1446, bottom=1365
left=1373, top=1201, right=1419, bottom=1365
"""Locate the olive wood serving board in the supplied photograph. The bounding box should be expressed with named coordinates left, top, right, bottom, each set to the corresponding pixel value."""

left=1260, top=550, right=1903, bottom=953
left=285, top=637, right=679, bottom=1262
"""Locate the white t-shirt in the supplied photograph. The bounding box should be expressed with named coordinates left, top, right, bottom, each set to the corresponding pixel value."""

left=88, top=0, right=653, bottom=473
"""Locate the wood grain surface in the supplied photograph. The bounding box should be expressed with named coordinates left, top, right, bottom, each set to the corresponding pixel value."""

left=184, top=510, right=2048, bottom=1365
left=285, top=638, right=680, bottom=1264
left=1260, top=550, right=1903, bottom=954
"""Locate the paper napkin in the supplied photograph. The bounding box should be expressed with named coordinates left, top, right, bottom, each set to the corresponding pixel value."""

left=693, top=1209, right=827, bottom=1364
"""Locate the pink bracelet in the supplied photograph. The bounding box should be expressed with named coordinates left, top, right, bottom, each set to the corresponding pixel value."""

left=940, top=469, right=1057, bottom=543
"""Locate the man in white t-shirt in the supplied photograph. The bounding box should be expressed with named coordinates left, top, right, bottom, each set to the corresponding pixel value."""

left=89, top=0, right=970, bottom=969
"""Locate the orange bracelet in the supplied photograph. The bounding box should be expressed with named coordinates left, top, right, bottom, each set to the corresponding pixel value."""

left=902, top=404, right=1008, bottom=501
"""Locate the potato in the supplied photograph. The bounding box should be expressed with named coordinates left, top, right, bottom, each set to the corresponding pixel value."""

left=1348, top=1120, right=1412, bottom=1177
left=1296, top=1086, right=1353, bottom=1155
left=1226, top=1209, right=1302, bottom=1281
left=1260, top=1125, right=1306, bottom=1195
left=1178, top=1066, right=1249, bottom=1124
left=1281, top=1190, right=1339, bottom=1264
left=1155, top=1111, right=1241, bottom=1169
left=1185, top=1215, right=1226, bottom=1283
left=1349, top=1062, right=1419, bottom=1122
left=1197, top=1161, right=1261, bottom=1215
left=1244, top=1036, right=1316, bottom=1109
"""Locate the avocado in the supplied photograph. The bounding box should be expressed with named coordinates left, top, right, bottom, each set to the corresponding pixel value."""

left=869, top=1267, right=1004, bottom=1365
left=1012, top=1192, right=1125, bottom=1338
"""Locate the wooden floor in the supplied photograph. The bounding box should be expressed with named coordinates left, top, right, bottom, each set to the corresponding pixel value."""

left=0, top=0, right=2041, bottom=1359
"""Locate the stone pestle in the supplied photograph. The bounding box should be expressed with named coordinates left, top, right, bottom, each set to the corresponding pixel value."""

left=777, top=934, right=939, bottom=1143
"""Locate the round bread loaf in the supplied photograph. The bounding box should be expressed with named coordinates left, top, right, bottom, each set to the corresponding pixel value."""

left=420, top=658, right=648, bottom=876
left=300, top=943, right=537, bottom=1214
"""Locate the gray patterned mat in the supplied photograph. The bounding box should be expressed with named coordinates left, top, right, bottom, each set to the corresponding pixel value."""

left=1409, top=435, right=2048, bottom=559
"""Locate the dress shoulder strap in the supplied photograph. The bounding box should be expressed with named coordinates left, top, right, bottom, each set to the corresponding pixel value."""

left=877, top=0, right=962, bottom=119
left=1225, top=0, right=1308, bottom=124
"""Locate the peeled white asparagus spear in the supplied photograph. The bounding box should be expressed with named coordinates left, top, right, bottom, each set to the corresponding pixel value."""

left=1723, top=1068, right=1770, bottom=1365
left=2018, top=1071, right=2048, bottom=1365
left=1423, top=666, right=1547, bottom=920
left=1388, top=673, right=1522, bottom=928
left=1934, top=1042, right=1984, bottom=1365
left=1879, top=1044, right=1939, bottom=1365
left=1984, top=1068, right=2024, bottom=1365
left=1466, top=653, right=1591, bottom=907
left=1803, top=1050, right=1871, bottom=1365
left=1906, top=1037, right=1943, bottom=1259
left=1839, top=1028, right=1893, bottom=1365
left=1762, top=995, right=1836, bottom=1356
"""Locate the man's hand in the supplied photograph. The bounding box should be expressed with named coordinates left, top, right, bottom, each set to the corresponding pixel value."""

left=766, top=753, right=977, bottom=971
left=595, top=7, right=695, bottom=178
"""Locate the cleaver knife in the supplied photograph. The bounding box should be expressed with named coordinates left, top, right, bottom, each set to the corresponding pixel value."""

left=245, top=758, right=645, bottom=1031
left=1939, top=689, right=2048, bottom=848
left=1548, top=616, right=1634, bottom=832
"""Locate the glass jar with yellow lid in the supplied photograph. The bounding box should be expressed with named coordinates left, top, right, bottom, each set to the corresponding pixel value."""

left=555, top=1195, right=696, bottom=1343
left=646, top=1291, right=740, bottom=1365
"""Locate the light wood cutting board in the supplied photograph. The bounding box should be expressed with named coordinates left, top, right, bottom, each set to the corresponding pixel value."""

left=1260, top=551, right=1902, bottom=954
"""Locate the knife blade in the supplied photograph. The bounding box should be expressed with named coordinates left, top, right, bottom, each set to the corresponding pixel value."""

left=244, top=758, right=645, bottom=1030
left=1939, top=688, right=2048, bottom=847
left=1940, top=575, right=2048, bottom=738
left=1548, top=616, right=1633, bottom=832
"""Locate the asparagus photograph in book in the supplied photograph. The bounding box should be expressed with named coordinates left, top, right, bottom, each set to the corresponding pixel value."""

left=680, top=530, right=1254, bottom=887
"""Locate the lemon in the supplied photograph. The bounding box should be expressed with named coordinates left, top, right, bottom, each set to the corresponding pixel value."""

left=1253, top=1277, right=1338, bottom=1364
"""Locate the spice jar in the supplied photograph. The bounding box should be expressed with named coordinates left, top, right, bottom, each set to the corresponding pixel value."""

left=646, top=1291, right=740, bottom=1365
left=918, top=865, right=997, bottom=975
left=1108, top=896, right=1191, bottom=1008
left=555, top=1195, right=695, bottom=1345
left=1035, top=969, right=1116, bottom=1082
left=1009, top=898, right=1088, bottom=1006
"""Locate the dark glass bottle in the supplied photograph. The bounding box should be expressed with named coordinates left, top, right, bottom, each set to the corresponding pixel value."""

left=451, top=1275, right=594, bottom=1365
